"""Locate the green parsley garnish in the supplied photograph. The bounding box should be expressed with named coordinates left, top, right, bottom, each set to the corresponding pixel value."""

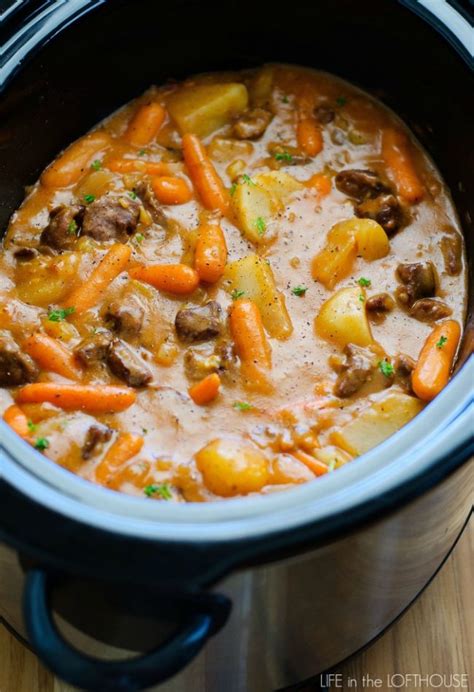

left=242, top=173, right=255, bottom=186
left=281, top=95, right=289, bottom=104
left=27, top=420, right=37, bottom=433
left=255, top=216, right=266, bottom=236
left=436, top=335, right=448, bottom=349
left=233, top=401, right=252, bottom=411
left=292, top=285, right=308, bottom=296
left=134, top=233, right=144, bottom=243
left=91, top=159, right=102, bottom=171
left=128, top=191, right=137, bottom=200
left=357, top=277, right=371, bottom=287
left=83, top=194, right=95, bottom=204
left=275, top=151, right=293, bottom=163
left=47, top=306, right=75, bottom=322
left=34, top=437, right=49, bottom=451
left=142, top=428, right=148, bottom=434
left=138, top=149, right=146, bottom=156
left=67, top=219, right=78, bottom=235
left=144, top=483, right=172, bottom=500
left=231, top=174, right=255, bottom=194
left=231, top=289, right=246, bottom=300
left=378, top=359, right=394, bottom=377
left=336, top=96, right=347, bottom=107
left=359, top=293, right=365, bottom=302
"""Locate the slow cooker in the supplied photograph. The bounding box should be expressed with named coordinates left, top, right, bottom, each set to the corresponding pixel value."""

left=0, top=1, right=473, bottom=690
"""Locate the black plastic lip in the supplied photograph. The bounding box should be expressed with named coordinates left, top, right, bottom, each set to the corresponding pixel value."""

left=0, top=0, right=108, bottom=90
left=1, top=0, right=472, bottom=94
left=399, top=0, right=473, bottom=65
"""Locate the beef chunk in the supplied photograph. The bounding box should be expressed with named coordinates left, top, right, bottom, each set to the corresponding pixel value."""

left=440, top=234, right=462, bottom=276
left=184, top=348, right=221, bottom=381
left=409, top=298, right=452, bottom=322
left=395, top=261, right=437, bottom=306
left=394, top=353, right=416, bottom=392
left=267, top=143, right=311, bottom=167
left=175, top=301, right=222, bottom=342
left=335, top=169, right=386, bottom=201
left=74, top=331, right=112, bottom=366
left=135, top=181, right=168, bottom=228
left=14, top=248, right=39, bottom=262
left=82, top=195, right=140, bottom=242
left=233, top=108, right=272, bottom=140
left=107, top=339, right=152, bottom=387
left=106, top=295, right=144, bottom=337
left=0, top=330, right=38, bottom=386
left=366, top=292, right=395, bottom=315
left=40, top=204, right=84, bottom=250
left=395, top=353, right=416, bottom=378
left=214, top=340, right=237, bottom=373
left=334, top=344, right=377, bottom=398
left=355, top=193, right=403, bottom=235
left=184, top=340, right=236, bottom=381
left=314, top=105, right=335, bottom=124
left=82, top=424, right=112, bottom=460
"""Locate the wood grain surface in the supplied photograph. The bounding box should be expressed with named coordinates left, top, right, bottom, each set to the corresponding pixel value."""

left=0, top=519, right=471, bottom=692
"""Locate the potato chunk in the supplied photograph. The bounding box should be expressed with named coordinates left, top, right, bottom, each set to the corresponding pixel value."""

left=312, top=221, right=358, bottom=289
left=225, top=254, right=293, bottom=338
left=231, top=171, right=302, bottom=244
left=16, top=253, right=80, bottom=307
left=315, top=286, right=373, bottom=348
left=231, top=180, right=277, bottom=244
left=253, top=171, right=304, bottom=202
left=167, top=83, right=248, bottom=138
left=355, top=218, right=390, bottom=260
left=312, top=218, right=389, bottom=289
left=195, top=438, right=270, bottom=496
left=331, top=391, right=424, bottom=456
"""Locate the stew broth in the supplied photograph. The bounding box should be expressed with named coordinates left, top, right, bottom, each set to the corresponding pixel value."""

left=0, top=65, right=466, bottom=501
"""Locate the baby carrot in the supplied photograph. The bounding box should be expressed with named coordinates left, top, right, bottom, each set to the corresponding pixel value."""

left=230, top=298, right=272, bottom=392
left=16, top=383, right=136, bottom=413
left=124, top=102, right=166, bottom=147
left=297, top=117, right=323, bottom=157
left=305, top=172, right=331, bottom=198
left=189, top=373, right=221, bottom=405
left=291, top=450, right=328, bottom=477
left=182, top=133, right=230, bottom=215
left=129, top=263, right=199, bottom=295
left=194, top=223, right=227, bottom=283
left=41, top=131, right=112, bottom=188
left=151, top=176, right=192, bottom=205
left=381, top=128, right=424, bottom=203
left=412, top=320, right=460, bottom=401
left=64, top=243, right=132, bottom=313
left=24, top=333, right=82, bottom=381
left=95, top=432, right=144, bottom=485
left=106, top=158, right=172, bottom=176
left=295, top=86, right=323, bottom=157
left=3, top=404, right=31, bottom=440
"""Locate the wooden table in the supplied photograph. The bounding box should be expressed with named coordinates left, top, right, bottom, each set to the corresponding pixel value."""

left=0, top=520, right=472, bottom=692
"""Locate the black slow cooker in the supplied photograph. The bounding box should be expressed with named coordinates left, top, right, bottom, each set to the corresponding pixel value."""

left=0, top=1, right=473, bottom=690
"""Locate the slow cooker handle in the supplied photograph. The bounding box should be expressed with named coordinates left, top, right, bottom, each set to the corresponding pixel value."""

left=23, top=568, right=231, bottom=691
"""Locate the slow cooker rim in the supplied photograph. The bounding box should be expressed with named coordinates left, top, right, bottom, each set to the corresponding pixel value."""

left=0, top=0, right=473, bottom=546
